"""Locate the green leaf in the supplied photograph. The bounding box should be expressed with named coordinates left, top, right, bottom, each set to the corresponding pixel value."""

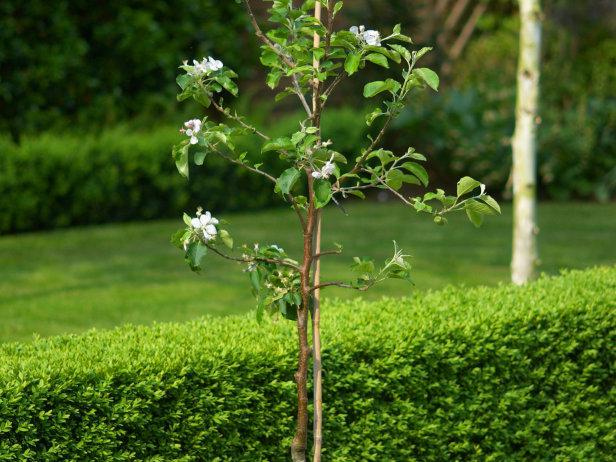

left=182, top=213, right=192, bottom=226
left=346, top=190, right=365, bottom=199
left=386, top=169, right=404, bottom=191
left=266, top=70, right=282, bottom=89
left=389, top=44, right=411, bottom=61
left=333, top=1, right=343, bottom=15
left=219, top=229, right=234, bottom=249
left=185, top=241, right=207, bottom=271
left=172, top=143, right=190, bottom=179
left=365, top=108, right=385, bottom=126
left=313, top=179, right=332, bottom=209
left=176, top=74, right=191, bottom=90
left=363, top=79, right=400, bottom=98
left=215, top=76, right=238, bottom=96
left=413, top=68, right=439, bottom=92
left=457, top=176, right=481, bottom=197
left=466, top=198, right=497, bottom=216
left=480, top=195, right=501, bottom=214
left=401, top=162, right=429, bottom=186
left=262, top=137, right=294, bottom=153
left=344, top=53, right=361, bottom=76
left=465, top=206, right=484, bottom=228
left=351, top=256, right=375, bottom=275
left=276, top=168, right=301, bottom=195
left=171, top=229, right=187, bottom=249
left=414, top=47, right=432, bottom=61
left=194, top=151, right=207, bottom=166
left=365, top=53, right=389, bottom=68
left=193, top=91, right=211, bottom=107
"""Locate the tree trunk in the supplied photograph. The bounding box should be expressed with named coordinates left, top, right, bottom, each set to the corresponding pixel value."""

left=512, top=0, right=541, bottom=285
left=291, top=176, right=316, bottom=462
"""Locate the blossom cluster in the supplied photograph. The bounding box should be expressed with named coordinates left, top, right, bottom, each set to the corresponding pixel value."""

left=350, top=25, right=381, bottom=46
left=180, top=119, right=202, bottom=144
left=190, top=210, right=219, bottom=241
left=312, top=156, right=336, bottom=180
left=186, top=56, right=223, bottom=77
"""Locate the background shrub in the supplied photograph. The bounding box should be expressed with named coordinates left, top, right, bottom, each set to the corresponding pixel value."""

left=0, top=126, right=283, bottom=233
left=0, top=106, right=370, bottom=234
left=0, top=267, right=614, bottom=460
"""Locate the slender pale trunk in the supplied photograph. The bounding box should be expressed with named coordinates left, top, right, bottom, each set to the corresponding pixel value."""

left=512, top=0, right=541, bottom=285
left=311, top=3, right=324, bottom=462
left=312, top=211, right=323, bottom=462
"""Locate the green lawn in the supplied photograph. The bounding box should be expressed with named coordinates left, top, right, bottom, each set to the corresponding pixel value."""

left=1, top=202, right=614, bottom=342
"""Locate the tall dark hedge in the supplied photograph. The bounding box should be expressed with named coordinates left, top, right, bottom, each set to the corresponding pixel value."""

left=0, top=0, right=256, bottom=136
left=0, top=267, right=614, bottom=460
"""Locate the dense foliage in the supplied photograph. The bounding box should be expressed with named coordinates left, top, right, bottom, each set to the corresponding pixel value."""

left=1, top=267, right=613, bottom=460
left=0, top=0, right=253, bottom=136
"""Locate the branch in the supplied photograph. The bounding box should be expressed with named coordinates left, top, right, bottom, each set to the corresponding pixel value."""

left=313, top=248, right=342, bottom=259
left=212, top=148, right=306, bottom=230
left=293, top=74, right=313, bottom=117
left=343, top=115, right=394, bottom=181
left=310, top=281, right=370, bottom=292
left=210, top=98, right=270, bottom=141
left=376, top=177, right=412, bottom=206
left=243, top=0, right=296, bottom=69
left=212, top=149, right=277, bottom=184
left=206, top=243, right=301, bottom=271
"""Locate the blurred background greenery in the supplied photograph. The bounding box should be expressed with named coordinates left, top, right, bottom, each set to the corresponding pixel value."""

left=0, top=1, right=614, bottom=340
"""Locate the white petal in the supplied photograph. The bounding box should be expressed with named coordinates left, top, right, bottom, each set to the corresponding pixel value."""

left=191, top=218, right=202, bottom=228
left=200, top=212, right=212, bottom=225
left=350, top=26, right=359, bottom=34
left=205, top=224, right=217, bottom=235
left=311, top=171, right=323, bottom=179
left=186, top=129, right=193, bottom=136
left=190, top=135, right=198, bottom=144
left=209, top=217, right=219, bottom=225
left=480, top=183, right=486, bottom=195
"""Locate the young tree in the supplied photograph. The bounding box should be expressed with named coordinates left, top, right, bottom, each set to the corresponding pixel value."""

left=171, top=1, right=499, bottom=460
left=511, top=0, right=542, bottom=285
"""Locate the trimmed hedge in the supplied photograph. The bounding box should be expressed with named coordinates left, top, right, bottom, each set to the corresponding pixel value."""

left=0, top=126, right=281, bottom=234
left=1, top=267, right=614, bottom=460
left=0, top=108, right=367, bottom=234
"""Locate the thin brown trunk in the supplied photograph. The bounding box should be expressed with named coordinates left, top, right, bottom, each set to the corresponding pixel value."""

left=291, top=176, right=316, bottom=462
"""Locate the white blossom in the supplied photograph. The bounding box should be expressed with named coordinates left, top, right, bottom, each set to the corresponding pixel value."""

left=183, top=119, right=202, bottom=144
left=187, top=56, right=224, bottom=77
left=350, top=25, right=381, bottom=46
left=190, top=209, right=219, bottom=241
left=311, top=156, right=336, bottom=180
left=362, top=30, right=381, bottom=46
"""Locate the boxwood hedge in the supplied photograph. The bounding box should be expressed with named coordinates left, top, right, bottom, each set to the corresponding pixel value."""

left=0, top=126, right=281, bottom=234
left=1, top=267, right=614, bottom=460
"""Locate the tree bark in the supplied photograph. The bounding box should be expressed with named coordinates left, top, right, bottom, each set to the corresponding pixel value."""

left=291, top=179, right=316, bottom=462
left=512, top=0, right=542, bottom=285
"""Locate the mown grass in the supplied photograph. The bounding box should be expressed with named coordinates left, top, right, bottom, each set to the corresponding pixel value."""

left=0, top=201, right=614, bottom=342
